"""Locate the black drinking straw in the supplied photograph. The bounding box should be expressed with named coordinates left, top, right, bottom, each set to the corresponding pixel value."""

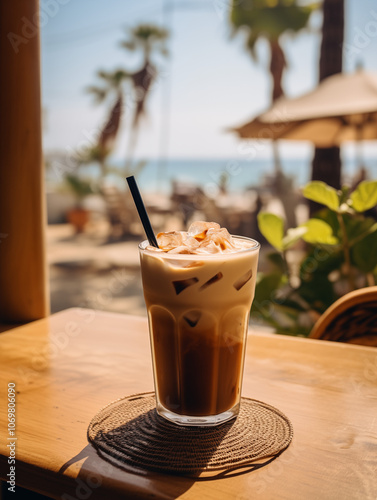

left=126, top=176, right=159, bottom=248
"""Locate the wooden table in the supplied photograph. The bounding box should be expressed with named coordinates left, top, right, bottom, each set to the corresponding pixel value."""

left=0, top=309, right=376, bottom=499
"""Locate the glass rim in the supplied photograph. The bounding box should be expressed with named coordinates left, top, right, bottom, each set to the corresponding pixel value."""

left=138, top=234, right=260, bottom=259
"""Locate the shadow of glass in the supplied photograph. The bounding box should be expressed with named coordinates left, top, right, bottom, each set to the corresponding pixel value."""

left=87, top=407, right=287, bottom=477
left=57, top=408, right=288, bottom=497
left=92, top=408, right=235, bottom=474
left=59, top=443, right=196, bottom=499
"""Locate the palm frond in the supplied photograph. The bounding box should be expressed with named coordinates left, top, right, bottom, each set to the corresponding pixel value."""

left=85, top=85, right=108, bottom=104
left=121, top=24, right=169, bottom=57
left=113, top=68, right=131, bottom=85
left=120, top=40, right=137, bottom=51
left=230, top=0, right=319, bottom=39
left=246, top=31, right=259, bottom=61
left=76, top=145, right=103, bottom=165
left=97, top=69, right=112, bottom=81
left=93, top=68, right=130, bottom=92
left=129, top=24, right=169, bottom=42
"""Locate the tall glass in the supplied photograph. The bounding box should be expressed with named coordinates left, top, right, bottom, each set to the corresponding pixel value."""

left=139, top=236, right=260, bottom=426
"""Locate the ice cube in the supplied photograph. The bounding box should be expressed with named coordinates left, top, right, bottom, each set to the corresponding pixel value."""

left=196, top=240, right=222, bottom=254
left=183, top=261, right=204, bottom=269
left=162, top=234, right=200, bottom=254
left=183, top=310, right=201, bottom=327
left=168, top=259, right=190, bottom=268
left=156, top=222, right=238, bottom=255
left=183, top=236, right=200, bottom=251
left=157, top=231, right=183, bottom=251
left=172, top=277, right=199, bottom=295
left=206, top=228, right=235, bottom=251
left=233, top=269, right=253, bottom=291
left=188, top=221, right=220, bottom=241
left=167, top=246, right=191, bottom=254
left=200, top=272, right=223, bottom=291
left=168, top=259, right=204, bottom=268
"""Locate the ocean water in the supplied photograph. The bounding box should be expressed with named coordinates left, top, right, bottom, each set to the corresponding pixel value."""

left=54, top=156, right=377, bottom=194
left=120, top=157, right=377, bottom=193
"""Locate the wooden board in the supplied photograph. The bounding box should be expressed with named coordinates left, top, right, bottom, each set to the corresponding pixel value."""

left=0, top=0, right=49, bottom=323
left=0, top=309, right=376, bottom=499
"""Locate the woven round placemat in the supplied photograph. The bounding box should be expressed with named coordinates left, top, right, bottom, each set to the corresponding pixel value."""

left=88, top=392, right=293, bottom=476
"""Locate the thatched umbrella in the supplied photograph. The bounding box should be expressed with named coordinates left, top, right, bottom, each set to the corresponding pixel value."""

left=232, top=70, right=377, bottom=166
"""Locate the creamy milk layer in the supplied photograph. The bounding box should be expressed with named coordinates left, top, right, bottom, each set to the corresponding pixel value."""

left=139, top=222, right=260, bottom=417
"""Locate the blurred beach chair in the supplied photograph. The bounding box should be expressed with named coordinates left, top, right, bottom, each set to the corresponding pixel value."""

left=170, top=180, right=261, bottom=237
left=143, top=192, right=172, bottom=232
left=214, top=190, right=261, bottom=238
left=102, top=186, right=172, bottom=239
left=101, top=186, right=140, bottom=239
left=170, top=180, right=206, bottom=226
left=309, top=287, right=377, bottom=347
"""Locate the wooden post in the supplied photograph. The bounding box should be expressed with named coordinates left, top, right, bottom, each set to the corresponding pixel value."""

left=310, top=0, right=344, bottom=215
left=0, top=0, right=49, bottom=323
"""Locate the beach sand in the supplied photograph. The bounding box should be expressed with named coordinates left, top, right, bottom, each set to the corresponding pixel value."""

left=48, top=223, right=147, bottom=316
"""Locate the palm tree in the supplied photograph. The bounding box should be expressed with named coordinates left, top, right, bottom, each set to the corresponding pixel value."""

left=85, top=68, right=129, bottom=185
left=230, top=0, right=318, bottom=227
left=120, top=24, right=169, bottom=172
left=230, top=0, right=317, bottom=103
left=310, top=0, right=344, bottom=214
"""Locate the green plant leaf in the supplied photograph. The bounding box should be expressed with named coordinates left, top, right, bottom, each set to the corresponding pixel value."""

left=296, top=274, right=335, bottom=313
left=282, top=226, right=307, bottom=249
left=313, top=207, right=340, bottom=235
left=257, top=212, right=284, bottom=250
left=273, top=297, right=307, bottom=313
left=266, top=252, right=286, bottom=273
left=252, top=273, right=284, bottom=308
left=350, top=180, right=377, bottom=212
left=65, top=174, right=94, bottom=200
left=300, top=247, right=343, bottom=278
left=301, top=219, right=339, bottom=245
left=345, top=216, right=377, bottom=246
left=302, top=181, right=340, bottom=211
left=351, top=230, right=377, bottom=273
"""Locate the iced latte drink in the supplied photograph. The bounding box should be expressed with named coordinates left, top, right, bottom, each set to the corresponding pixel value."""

left=139, top=221, right=260, bottom=426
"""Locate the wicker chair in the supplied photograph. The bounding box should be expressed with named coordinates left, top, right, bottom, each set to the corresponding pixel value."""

left=309, top=286, right=377, bottom=347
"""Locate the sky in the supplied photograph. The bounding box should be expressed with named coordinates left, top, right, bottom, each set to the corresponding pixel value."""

left=41, top=0, right=377, bottom=160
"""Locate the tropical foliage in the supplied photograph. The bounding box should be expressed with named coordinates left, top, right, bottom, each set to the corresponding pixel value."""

left=85, top=69, right=129, bottom=184
left=63, top=24, right=169, bottom=236
left=229, top=0, right=319, bottom=228
left=252, top=180, right=377, bottom=336
left=64, top=174, right=95, bottom=208
left=120, top=24, right=169, bottom=171
left=120, top=24, right=169, bottom=128
left=230, top=0, right=318, bottom=101
left=82, top=24, right=169, bottom=184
